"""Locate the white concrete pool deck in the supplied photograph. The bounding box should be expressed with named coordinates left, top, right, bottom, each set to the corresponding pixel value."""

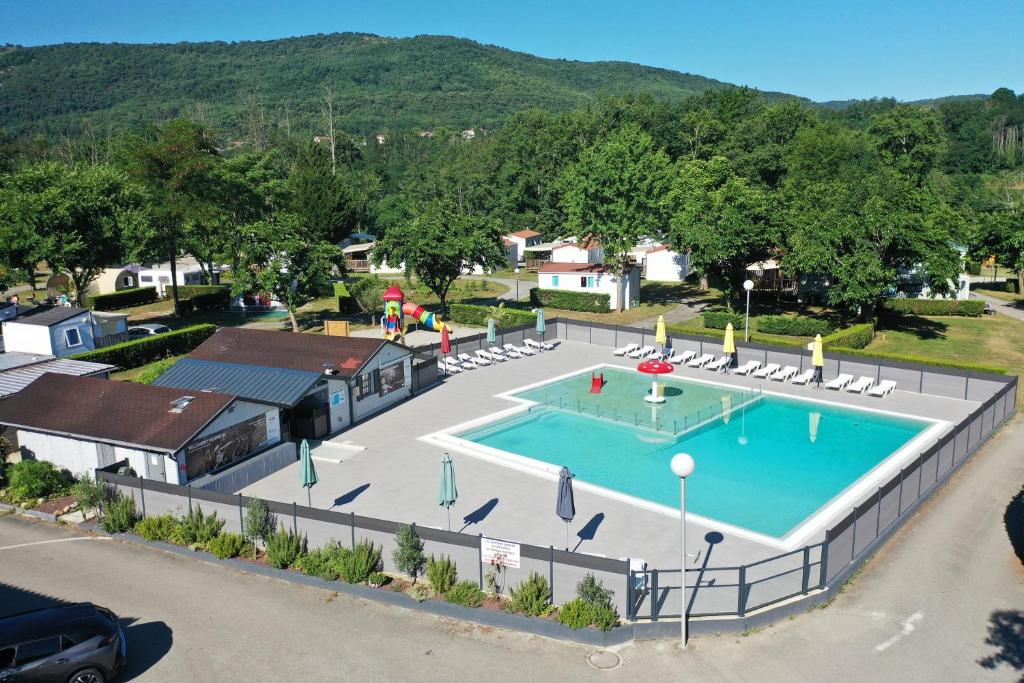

left=242, top=341, right=977, bottom=571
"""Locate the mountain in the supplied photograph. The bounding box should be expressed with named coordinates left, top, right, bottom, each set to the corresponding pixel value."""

left=0, top=33, right=802, bottom=138
left=819, top=93, right=989, bottom=110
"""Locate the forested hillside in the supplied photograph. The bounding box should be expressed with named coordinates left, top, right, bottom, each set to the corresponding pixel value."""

left=0, top=33, right=797, bottom=137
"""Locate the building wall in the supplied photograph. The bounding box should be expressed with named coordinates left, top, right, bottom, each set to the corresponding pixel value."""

left=550, top=244, right=603, bottom=264
left=194, top=400, right=274, bottom=439
left=49, top=315, right=96, bottom=357
left=327, top=378, right=351, bottom=433
left=16, top=430, right=149, bottom=479
left=538, top=270, right=634, bottom=309
left=644, top=249, right=690, bottom=282
left=1, top=322, right=54, bottom=355
left=351, top=343, right=413, bottom=422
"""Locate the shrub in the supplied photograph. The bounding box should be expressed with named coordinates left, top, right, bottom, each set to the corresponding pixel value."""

left=822, top=323, right=875, bottom=350
left=964, top=260, right=982, bottom=276
left=190, top=289, right=230, bottom=311
left=446, top=580, right=486, bottom=608
left=208, top=532, right=248, bottom=559
left=588, top=602, right=621, bottom=631
left=7, top=460, right=69, bottom=501
left=266, top=524, right=307, bottom=569
left=702, top=310, right=745, bottom=330
left=755, top=315, right=832, bottom=336
left=882, top=299, right=984, bottom=317
left=507, top=572, right=552, bottom=617
left=448, top=303, right=535, bottom=327
left=133, top=356, right=182, bottom=384
left=179, top=506, right=226, bottom=548
left=392, top=524, right=426, bottom=581
left=367, top=572, right=390, bottom=588
left=576, top=574, right=614, bottom=608
left=555, top=598, right=593, bottom=629
left=556, top=574, right=620, bottom=631
left=135, top=513, right=181, bottom=542
left=71, top=476, right=108, bottom=518
left=70, top=324, right=216, bottom=369
left=530, top=287, right=610, bottom=312
left=176, top=285, right=229, bottom=300
left=244, top=497, right=277, bottom=548
left=349, top=275, right=387, bottom=314
left=295, top=541, right=349, bottom=581
left=426, top=555, right=457, bottom=595
left=829, top=348, right=1007, bottom=374
left=101, top=493, right=138, bottom=533
left=408, top=584, right=432, bottom=602
left=340, top=540, right=382, bottom=584
left=88, top=287, right=158, bottom=311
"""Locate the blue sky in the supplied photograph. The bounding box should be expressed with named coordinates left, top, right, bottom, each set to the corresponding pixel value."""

left=3, top=0, right=1021, bottom=102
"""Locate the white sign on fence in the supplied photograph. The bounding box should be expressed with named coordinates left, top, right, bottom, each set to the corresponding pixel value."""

left=481, top=537, right=521, bottom=569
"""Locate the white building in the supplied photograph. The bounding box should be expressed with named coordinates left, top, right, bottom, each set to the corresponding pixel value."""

left=86, top=267, right=139, bottom=297
left=341, top=242, right=405, bottom=274
left=642, top=245, right=691, bottom=282
left=138, top=259, right=215, bottom=297
left=504, top=229, right=543, bottom=264
left=1, top=307, right=127, bottom=358
left=538, top=262, right=641, bottom=310
left=550, top=237, right=603, bottom=265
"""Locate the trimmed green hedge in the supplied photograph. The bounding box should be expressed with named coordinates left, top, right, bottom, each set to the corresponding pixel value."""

left=71, top=324, right=216, bottom=369
left=191, top=289, right=230, bottom=311
left=176, top=285, right=227, bottom=299
left=665, top=323, right=808, bottom=348
left=821, top=323, right=875, bottom=350
left=756, top=315, right=833, bottom=336
left=529, top=287, right=610, bottom=312
left=828, top=348, right=1007, bottom=374
left=882, top=299, right=984, bottom=317
left=89, top=287, right=158, bottom=311
left=965, top=260, right=981, bottom=276
left=702, top=310, right=745, bottom=330
left=1009, top=280, right=1020, bottom=294
left=448, top=303, right=536, bottom=328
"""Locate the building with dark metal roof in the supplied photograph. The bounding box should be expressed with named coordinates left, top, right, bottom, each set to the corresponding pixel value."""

left=153, top=359, right=321, bottom=408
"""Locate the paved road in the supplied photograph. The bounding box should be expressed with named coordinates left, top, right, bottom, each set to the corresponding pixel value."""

left=2, top=417, right=1021, bottom=681
left=974, top=291, right=1024, bottom=322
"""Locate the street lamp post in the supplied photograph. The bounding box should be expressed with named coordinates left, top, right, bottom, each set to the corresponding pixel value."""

left=670, top=453, right=695, bottom=650
left=743, top=279, right=754, bottom=342
left=514, top=267, right=520, bottom=300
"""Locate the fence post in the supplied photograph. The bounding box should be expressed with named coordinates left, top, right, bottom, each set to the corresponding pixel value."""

left=291, top=502, right=298, bottom=534
left=139, top=476, right=146, bottom=518
left=187, top=484, right=192, bottom=515
left=625, top=557, right=633, bottom=621
left=737, top=566, right=747, bottom=617
left=897, top=468, right=905, bottom=515
left=350, top=512, right=356, bottom=549
left=850, top=508, right=858, bottom=562
left=820, top=539, right=829, bottom=588
left=549, top=546, right=554, bottom=606
left=801, top=546, right=810, bottom=594
left=875, top=487, right=882, bottom=537
left=238, top=494, right=244, bottom=535
left=876, top=364, right=881, bottom=383
left=837, top=358, right=842, bottom=375
left=478, top=534, right=484, bottom=589
left=919, top=370, right=924, bottom=393
left=964, top=371, right=970, bottom=400
left=650, top=569, right=659, bottom=621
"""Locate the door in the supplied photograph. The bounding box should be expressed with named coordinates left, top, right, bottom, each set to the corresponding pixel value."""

left=144, top=451, right=166, bottom=482
left=96, top=443, right=116, bottom=468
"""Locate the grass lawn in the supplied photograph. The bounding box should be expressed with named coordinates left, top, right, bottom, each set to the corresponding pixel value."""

left=111, top=355, right=186, bottom=382
left=541, top=281, right=724, bottom=325
left=973, top=287, right=1023, bottom=304
left=489, top=269, right=540, bottom=282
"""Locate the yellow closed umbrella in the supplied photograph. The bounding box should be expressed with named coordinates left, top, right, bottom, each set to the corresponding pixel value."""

left=811, top=333, right=824, bottom=387
left=722, top=323, right=737, bottom=370
left=655, top=314, right=667, bottom=348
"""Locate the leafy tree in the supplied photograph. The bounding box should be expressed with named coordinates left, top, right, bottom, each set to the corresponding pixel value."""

left=392, top=524, right=426, bottom=582
left=973, top=210, right=1024, bottom=293
left=559, top=124, right=672, bottom=311
left=289, top=141, right=378, bottom=243
left=867, top=105, right=948, bottom=183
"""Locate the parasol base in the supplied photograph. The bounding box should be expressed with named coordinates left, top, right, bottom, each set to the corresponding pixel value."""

left=643, top=395, right=666, bottom=404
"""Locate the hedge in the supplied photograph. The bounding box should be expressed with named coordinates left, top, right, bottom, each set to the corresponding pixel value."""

left=882, top=299, right=984, bottom=317
left=701, top=310, right=745, bottom=330
left=821, top=323, right=875, bottom=350
left=666, top=323, right=808, bottom=348
left=755, top=315, right=833, bottom=336
left=965, top=260, right=981, bottom=276
left=88, top=287, right=158, bottom=311
left=71, top=324, right=216, bottom=369
left=1009, top=280, right=1020, bottom=294
left=448, top=303, right=536, bottom=328
left=529, top=287, right=610, bottom=312
left=176, top=285, right=228, bottom=300
left=191, top=289, right=230, bottom=311
left=827, top=348, right=1007, bottom=375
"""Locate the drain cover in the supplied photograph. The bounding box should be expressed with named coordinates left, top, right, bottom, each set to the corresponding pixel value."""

left=587, top=650, right=621, bottom=670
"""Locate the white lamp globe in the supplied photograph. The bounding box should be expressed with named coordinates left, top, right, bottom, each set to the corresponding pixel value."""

left=670, top=453, right=696, bottom=478
left=743, top=279, right=754, bottom=292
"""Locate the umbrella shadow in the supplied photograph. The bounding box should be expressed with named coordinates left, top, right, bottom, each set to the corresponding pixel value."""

left=332, top=483, right=370, bottom=508
left=688, top=531, right=724, bottom=613
left=572, top=513, right=605, bottom=552
left=459, top=498, right=498, bottom=532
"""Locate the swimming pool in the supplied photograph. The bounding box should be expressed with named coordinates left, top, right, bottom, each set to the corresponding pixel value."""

left=454, top=367, right=931, bottom=540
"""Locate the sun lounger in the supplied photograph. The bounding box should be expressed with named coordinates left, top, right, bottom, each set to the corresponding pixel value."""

left=627, top=345, right=656, bottom=359
left=505, top=342, right=534, bottom=356
left=846, top=376, right=875, bottom=393
left=443, top=357, right=463, bottom=374
left=525, top=338, right=555, bottom=351
left=500, top=344, right=524, bottom=358
left=868, top=379, right=897, bottom=397
left=770, top=365, right=798, bottom=381
left=459, top=352, right=486, bottom=367
left=488, top=346, right=512, bottom=360
left=732, top=360, right=761, bottom=375
left=825, top=373, right=854, bottom=390
left=791, top=368, right=815, bottom=385
left=752, top=363, right=781, bottom=379
left=670, top=350, right=697, bottom=365
left=476, top=349, right=499, bottom=364
left=707, top=355, right=732, bottom=371
left=613, top=343, right=639, bottom=356
left=687, top=353, right=715, bottom=368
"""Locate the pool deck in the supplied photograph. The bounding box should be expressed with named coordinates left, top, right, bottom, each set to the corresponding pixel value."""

left=242, top=340, right=978, bottom=572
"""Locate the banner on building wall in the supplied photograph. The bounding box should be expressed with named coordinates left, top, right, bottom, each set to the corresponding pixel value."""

left=185, top=414, right=269, bottom=480
left=378, top=361, right=406, bottom=396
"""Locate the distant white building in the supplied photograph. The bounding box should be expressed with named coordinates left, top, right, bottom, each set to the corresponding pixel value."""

left=504, top=229, right=543, bottom=264
left=341, top=242, right=404, bottom=274
left=1, top=307, right=128, bottom=358
left=639, top=244, right=690, bottom=282
left=138, top=259, right=217, bottom=297
left=550, top=237, right=603, bottom=265
left=538, top=262, right=641, bottom=310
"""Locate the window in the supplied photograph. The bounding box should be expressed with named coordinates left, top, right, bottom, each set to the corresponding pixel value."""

left=551, top=275, right=559, bottom=287
left=140, top=275, right=153, bottom=283
left=122, top=275, right=134, bottom=287
left=64, top=327, right=82, bottom=347
left=580, top=276, right=587, bottom=288
left=0, top=648, right=14, bottom=668
left=588, top=276, right=595, bottom=288
left=158, top=276, right=170, bottom=284
left=15, top=637, right=61, bottom=665
left=356, top=372, right=373, bottom=400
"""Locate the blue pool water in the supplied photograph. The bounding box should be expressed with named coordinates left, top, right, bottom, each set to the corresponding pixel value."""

left=460, top=371, right=927, bottom=538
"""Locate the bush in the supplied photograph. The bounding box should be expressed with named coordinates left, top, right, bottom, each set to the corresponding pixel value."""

left=822, top=323, right=875, bottom=350
left=426, top=555, right=457, bottom=595
left=179, top=506, right=226, bottom=548
left=101, top=493, right=138, bottom=533
left=882, top=299, right=984, bottom=317
left=266, top=524, right=307, bottom=569
left=208, top=532, right=248, bottom=559
left=349, top=275, right=387, bottom=314
left=70, top=324, right=216, bottom=369
left=576, top=574, right=614, bottom=608
left=755, top=315, right=832, bottom=336
left=446, top=580, right=486, bottom=607
left=88, top=287, right=158, bottom=311
left=702, top=310, right=745, bottom=330
left=392, top=524, right=426, bottom=581
left=367, top=572, right=390, bottom=588
left=448, top=303, right=535, bottom=327
left=190, top=289, right=230, bottom=311
left=135, top=513, right=181, bottom=542
left=965, top=260, right=982, bottom=276
left=133, top=356, right=182, bottom=384
left=828, top=348, right=1007, bottom=374
left=507, top=572, right=552, bottom=617
left=555, top=598, right=593, bottom=629
left=7, top=460, right=69, bottom=501
left=530, top=287, right=609, bottom=312
left=340, top=540, right=382, bottom=584
left=244, top=498, right=276, bottom=548
left=295, top=541, right=349, bottom=581
left=72, top=476, right=108, bottom=517
left=556, top=574, right=619, bottom=631
left=176, top=285, right=228, bottom=300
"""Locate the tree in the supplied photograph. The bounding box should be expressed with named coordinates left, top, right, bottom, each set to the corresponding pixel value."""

left=392, top=524, right=426, bottom=583
left=559, top=124, right=672, bottom=311
left=231, top=213, right=344, bottom=332
left=974, top=210, right=1024, bottom=293
left=666, top=157, right=775, bottom=304
left=371, top=197, right=507, bottom=317
left=868, top=105, right=948, bottom=184
left=288, top=142, right=374, bottom=244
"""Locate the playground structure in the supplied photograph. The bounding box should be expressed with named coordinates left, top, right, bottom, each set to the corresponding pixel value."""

left=381, top=284, right=449, bottom=342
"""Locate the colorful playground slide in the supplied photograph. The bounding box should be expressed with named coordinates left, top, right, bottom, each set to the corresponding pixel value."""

left=402, top=301, right=446, bottom=332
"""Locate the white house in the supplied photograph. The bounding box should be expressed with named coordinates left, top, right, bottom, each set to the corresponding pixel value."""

left=86, top=267, right=139, bottom=297
left=138, top=258, right=215, bottom=297
left=504, top=229, right=543, bottom=264
left=1, top=307, right=128, bottom=358
left=642, top=245, right=691, bottom=282
left=538, top=262, right=641, bottom=310
left=341, top=241, right=405, bottom=274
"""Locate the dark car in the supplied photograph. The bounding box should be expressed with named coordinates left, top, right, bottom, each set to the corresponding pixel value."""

left=0, top=603, right=125, bottom=682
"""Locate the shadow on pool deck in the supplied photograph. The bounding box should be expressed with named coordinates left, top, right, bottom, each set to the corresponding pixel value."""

left=332, top=483, right=371, bottom=508
left=572, top=512, right=606, bottom=552
left=459, top=497, right=499, bottom=532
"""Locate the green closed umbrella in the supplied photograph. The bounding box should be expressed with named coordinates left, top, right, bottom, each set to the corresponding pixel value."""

left=487, top=317, right=497, bottom=345
left=438, top=453, right=458, bottom=531
left=299, top=439, right=318, bottom=507
left=535, top=308, right=546, bottom=345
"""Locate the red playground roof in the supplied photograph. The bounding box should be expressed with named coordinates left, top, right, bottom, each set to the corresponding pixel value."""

left=382, top=285, right=405, bottom=301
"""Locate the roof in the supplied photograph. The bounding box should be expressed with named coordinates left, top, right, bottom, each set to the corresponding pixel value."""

left=539, top=262, right=616, bottom=274
left=0, top=357, right=115, bottom=398
left=0, top=374, right=234, bottom=453
left=0, top=603, right=109, bottom=647
left=187, top=328, right=393, bottom=378
left=502, top=238, right=515, bottom=246
left=342, top=242, right=374, bottom=254
left=508, top=229, right=542, bottom=239
left=153, top=358, right=321, bottom=407
left=0, top=351, right=54, bottom=372
left=523, top=242, right=558, bottom=252
left=553, top=237, right=601, bottom=251
left=7, top=306, right=89, bottom=327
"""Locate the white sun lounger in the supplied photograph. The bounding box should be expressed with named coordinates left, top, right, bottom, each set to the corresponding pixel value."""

left=771, top=365, right=798, bottom=381
left=687, top=353, right=715, bottom=368
left=752, top=363, right=781, bottom=379
left=488, top=346, right=511, bottom=360
left=707, top=355, right=732, bottom=371
left=846, top=376, right=875, bottom=393
left=670, top=350, right=697, bottom=365
left=443, top=357, right=463, bottom=374
left=825, top=373, right=854, bottom=390
left=500, top=344, right=524, bottom=358
left=476, top=349, right=500, bottom=364
left=628, top=345, right=657, bottom=359
left=456, top=353, right=481, bottom=368
left=525, top=338, right=554, bottom=351
left=732, top=360, right=761, bottom=375
left=868, top=379, right=897, bottom=397
left=613, top=343, right=640, bottom=356
left=791, top=368, right=815, bottom=385
left=505, top=342, right=534, bottom=356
